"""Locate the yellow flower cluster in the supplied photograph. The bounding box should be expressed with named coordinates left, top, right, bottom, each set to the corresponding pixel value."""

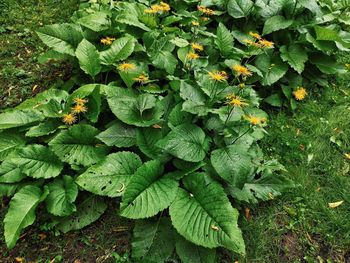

left=133, top=73, right=149, bottom=83
left=197, top=6, right=215, bottom=16
left=118, top=62, right=136, bottom=71
left=243, top=32, right=274, bottom=49
left=144, top=2, right=170, bottom=14
left=226, top=94, right=248, bottom=107
left=208, top=70, right=228, bottom=82
left=232, top=65, right=252, bottom=77
left=100, top=36, right=116, bottom=45
left=186, top=43, right=204, bottom=60
left=245, top=115, right=266, bottom=125
left=293, top=87, right=307, bottom=101
left=62, top=98, right=88, bottom=125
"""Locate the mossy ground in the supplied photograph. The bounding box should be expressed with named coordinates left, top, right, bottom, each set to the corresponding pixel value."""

left=1, top=1, right=350, bottom=262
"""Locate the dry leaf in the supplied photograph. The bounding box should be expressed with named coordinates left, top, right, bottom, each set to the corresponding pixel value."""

left=244, top=207, right=251, bottom=221
left=15, top=258, right=24, bottom=262
left=328, top=200, right=344, bottom=208
left=38, top=233, right=47, bottom=240
left=152, top=124, right=162, bottom=129
left=211, top=225, right=219, bottom=231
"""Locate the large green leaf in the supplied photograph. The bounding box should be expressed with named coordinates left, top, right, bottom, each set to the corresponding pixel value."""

left=0, top=160, right=26, bottom=183
left=106, top=87, right=164, bottom=127
left=36, top=24, right=83, bottom=56
left=100, top=36, right=135, bottom=65
left=46, top=176, right=78, bottom=216
left=156, top=124, right=210, bottom=162
left=227, top=0, right=254, bottom=18
left=255, top=52, right=288, bottom=86
left=151, top=51, right=178, bottom=74
left=77, top=12, right=110, bottom=32
left=262, top=15, right=293, bottom=35
left=0, top=110, right=43, bottom=130
left=9, top=144, right=63, bottom=179
left=176, top=235, right=217, bottom=263
left=179, top=80, right=209, bottom=116
left=4, top=185, right=47, bottom=249
left=215, top=23, right=234, bottom=57
left=120, top=160, right=179, bottom=219
left=211, top=145, right=253, bottom=188
left=25, top=119, right=61, bottom=138
left=75, top=39, right=101, bottom=78
left=309, top=54, right=344, bottom=74
left=56, top=195, right=107, bottom=233
left=132, top=218, right=175, bottom=262
left=96, top=121, right=136, bottom=147
left=169, top=173, right=245, bottom=255
left=136, top=127, right=169, bottom=161
left=116, top=2, right=151, bottom=31
left=280, top=44, right=308, bottom=74
left=0, top=131, right=25, bottom=161
left=76, top=152, right=142, bottom=197
left=49, top=124, right=109, bottom=167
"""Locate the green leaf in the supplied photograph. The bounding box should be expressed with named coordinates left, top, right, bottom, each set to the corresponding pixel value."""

left=46, top=175, right=78, bottom=216
left=263, top=15, right=293, bottom=35
left=227, top=0, right=254, bottom=18
left=211, top=145, right=253, bottom=188
left=49, top=124, right=109, bottom=167
left=0, top=160, right=26, bottom=183
left=76, top=152, right=142, bottom=197
left=179, top=81, right=209, bottom=116
left=100, top=36, right=135, bottom=65
left=96, top=121, right=136, bottom=147
left=9, top=144, right=63, bottom=179
left=136, top=127, right=169, bottom=160
left=156, top=124, right=210, bottom=162
left=280, top=44, right=308, bottom=74
left=4, top=186, right=47, bottom=249
left=264, top=94, right=282, bottom=107
left=75, top=39, right=101, bottom=78
left=116, top=2, right=151, bottom=31
left=77, top=12, right=110, bottom=32
left=0, top=183, right=19, bottom=197
left=0, top=131, right=25, bottom=161
left=36, top=24, right=83, bottom=56
left=120, top=160, right=179, bottom=219
left=132, top=218, right=175, bottom=262
left=25, top=119, right=61, bottom=138
left=255, top=52, right=288, bottom=86
left=168, top=103, right=192, bottom=128
left=151, top=51, right=178, bottom=74
left=0, top=110, right=43, bottom=130
left=314, top=25, right=342, bottom=42
left=57, top=195, right=107, bottom=233
left=169, top=173, right=245, bottom=255
left=215, top=23, right=234, bottom=57
left=106, top=87, right=163, bottom=127
left=176, top=235, right=217, bottom=263
left=309, top=54, right=343, bottom=74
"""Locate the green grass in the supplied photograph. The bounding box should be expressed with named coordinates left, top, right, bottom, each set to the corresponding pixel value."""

left=0, top=0, right=79, bottom=109
left=242, top=65, right=350, bottom=262
left=1, top=1, right=350, bottom=262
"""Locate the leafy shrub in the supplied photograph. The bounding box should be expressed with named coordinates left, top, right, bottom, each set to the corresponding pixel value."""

left=0, top=0, right=347, bottom=260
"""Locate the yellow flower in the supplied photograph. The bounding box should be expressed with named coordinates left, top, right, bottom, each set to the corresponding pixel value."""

left=133, top=73, right=149, bottom=83
left=243, top=39, right=260, bottom=47
left=191, top=43, right=204, bottom=51
left=249, top=32, right=261, bottom=40
left=258, top=39, right=274, bottom=49
left=245, top=115, right=266, bottom=125
left=73, top=97, right=88, bottom=106
left=232, top=65, right=252, bottom=77
left=100, top=37, right=115, bottom=45
left=118, top=62, right=136, bottom=71
left=208, top=70, right=228, bottom=82
left=344, top=153, right=350, bottom=160
left=293, top=87, right=307, bottom=101
left=192, top=21, right=200, bottom=26
left=187, top=52, right=200, bottom=60
left=226, top=94, right=248, bottom=107
left=62, top=113, right=77, bottom=125
left=72, top=104, right=87, bottom=114
left=197, top=6, right=215, bottom=16
left=201, top=17, right=210, bottom=22
left=144, top=2, right=170, bottom=13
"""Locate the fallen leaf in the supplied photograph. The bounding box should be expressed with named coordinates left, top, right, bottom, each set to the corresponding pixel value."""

left=38, top=233, right=47, bottom=240
left=152, top=124, right=162, bottom=129
left=328, top=200, right=344, bottom=208
left=15, top=258, right=24, bottom=262
left=211, top=225, right=219, bottom=231
left=244, top=207, right=251, bottom=221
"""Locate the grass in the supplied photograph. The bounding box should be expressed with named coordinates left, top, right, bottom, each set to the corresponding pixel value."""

left=0, top=0, right=78, bottom=109
left=1, top=1, right=350, bottom=262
